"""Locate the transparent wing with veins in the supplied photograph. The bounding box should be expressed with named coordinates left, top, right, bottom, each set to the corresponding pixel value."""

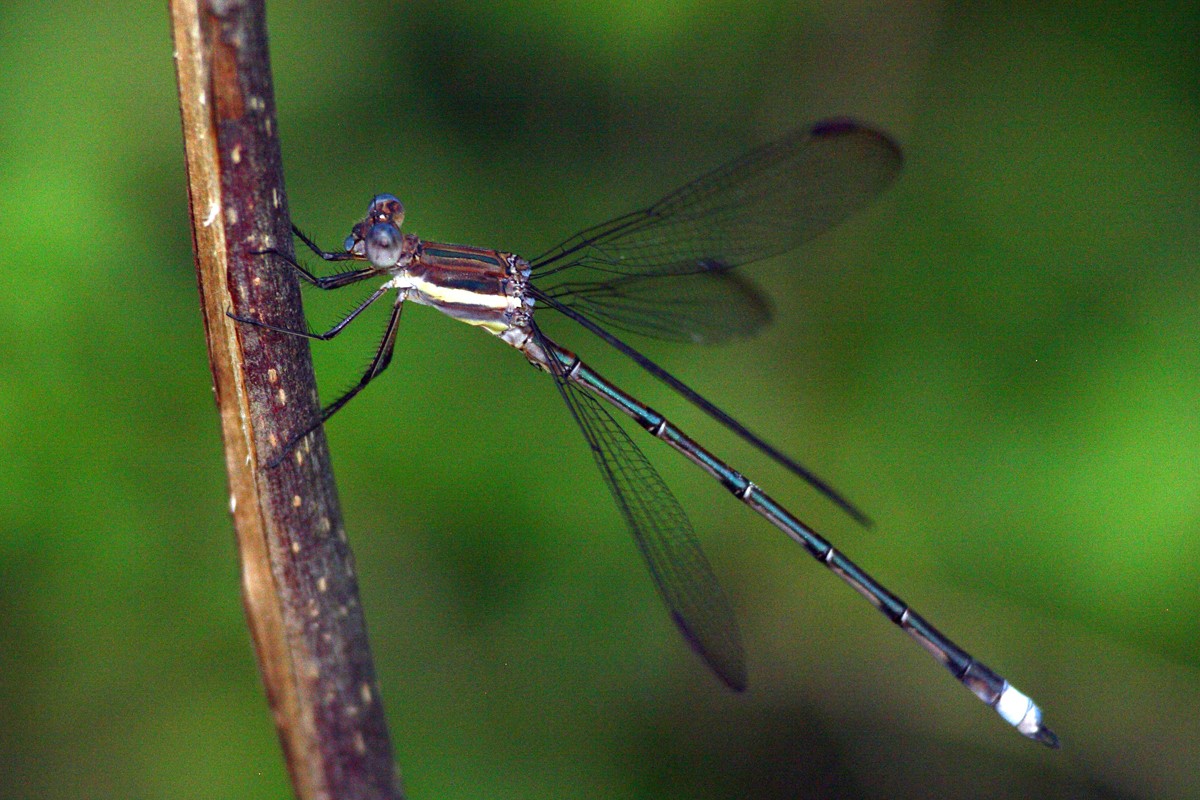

left=531, top=119, right=902, bottom=285
left=537, top=327, right=747, bottom=690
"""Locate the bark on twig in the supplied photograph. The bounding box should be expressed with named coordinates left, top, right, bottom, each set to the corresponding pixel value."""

left=169, top=1, right=402, bottom=797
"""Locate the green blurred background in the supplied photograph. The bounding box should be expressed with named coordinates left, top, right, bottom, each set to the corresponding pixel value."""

left=1, top=1, right=1198, bottom=797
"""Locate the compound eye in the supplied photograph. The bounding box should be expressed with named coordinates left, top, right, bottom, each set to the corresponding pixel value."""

left=364, top=222, right=404, bottom=267
left=369, top=194, right=404, bottom=226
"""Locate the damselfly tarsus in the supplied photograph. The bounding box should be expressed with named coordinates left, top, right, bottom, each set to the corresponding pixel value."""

left=230, top=119, right=1058, bottom=747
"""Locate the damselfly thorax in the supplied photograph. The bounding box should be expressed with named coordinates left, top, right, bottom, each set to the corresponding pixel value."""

left=344, top=195, right=537, bottom=346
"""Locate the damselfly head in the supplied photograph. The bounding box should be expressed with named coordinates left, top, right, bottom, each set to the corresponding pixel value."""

left=343, top=194, right=407, bottom=267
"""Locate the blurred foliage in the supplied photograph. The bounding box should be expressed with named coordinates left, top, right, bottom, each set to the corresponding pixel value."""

left=1, top=1, right=1198, bottom=798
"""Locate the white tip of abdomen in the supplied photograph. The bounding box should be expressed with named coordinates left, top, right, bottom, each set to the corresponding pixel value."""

left=995, top=682, right=1060, bottom=748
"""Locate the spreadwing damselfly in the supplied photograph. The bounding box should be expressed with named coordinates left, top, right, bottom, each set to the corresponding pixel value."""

left=230, top=119, right=1058, bottom=747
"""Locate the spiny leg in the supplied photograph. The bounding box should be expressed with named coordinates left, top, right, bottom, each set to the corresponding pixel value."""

left=251, top=244, right=378, bottom=291
left=250, top=223, right=383, bottom=289
left=292, top=224, right=356, bottom=262
left=267, top=298, right=406, bottom=468
left=227, top=285, right=390, bottom=341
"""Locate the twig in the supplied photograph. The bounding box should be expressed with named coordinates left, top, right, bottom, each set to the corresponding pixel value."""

left=169, top=1, right=403, bottom=797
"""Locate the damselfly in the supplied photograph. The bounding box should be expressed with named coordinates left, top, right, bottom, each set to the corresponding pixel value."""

left=231, top=119, right=1058, bottom=747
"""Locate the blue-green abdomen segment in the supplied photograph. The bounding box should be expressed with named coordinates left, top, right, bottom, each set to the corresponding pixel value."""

left=537, top=338, right=1056, bottom=746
